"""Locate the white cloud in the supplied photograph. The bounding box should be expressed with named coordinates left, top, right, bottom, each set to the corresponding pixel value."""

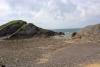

left=0, top=0, right=100, bottom=29
left=0, top=0, right=11, bottom=17
left=61, top=0, right=69, bottom=4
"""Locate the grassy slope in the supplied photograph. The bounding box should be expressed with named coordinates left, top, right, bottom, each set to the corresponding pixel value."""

left=0, top=20, right=27, bottom=30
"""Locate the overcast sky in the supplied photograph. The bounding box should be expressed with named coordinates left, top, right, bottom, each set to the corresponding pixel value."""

left=0, top=0, right=100, bottom=29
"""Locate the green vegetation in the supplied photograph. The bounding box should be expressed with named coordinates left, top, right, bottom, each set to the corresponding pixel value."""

left=0, top=20, right=27, bottom=38
left=0, top=20, right=27, bottom=30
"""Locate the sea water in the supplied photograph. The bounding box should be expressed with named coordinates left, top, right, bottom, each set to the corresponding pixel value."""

left=52, top=28, right=81, bottom=37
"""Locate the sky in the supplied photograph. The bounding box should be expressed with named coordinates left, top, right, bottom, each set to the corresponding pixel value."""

left=0, top=0, right=100, bottom=29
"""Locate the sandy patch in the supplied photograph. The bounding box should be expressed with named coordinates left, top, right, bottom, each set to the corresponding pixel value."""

left=36, top=53, right=51, bottom=64
left=84, top=63, right=100, bottom=67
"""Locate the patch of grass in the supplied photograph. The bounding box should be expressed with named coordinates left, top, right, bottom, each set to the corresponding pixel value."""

left=0, top=20, right=27, bottom=30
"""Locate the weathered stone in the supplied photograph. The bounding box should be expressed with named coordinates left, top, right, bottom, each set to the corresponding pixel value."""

left=0, top=20, right=64, bottom=39
left=0, top=20, right=27, bottom=37
left=72, top=24, right=100, bottom=40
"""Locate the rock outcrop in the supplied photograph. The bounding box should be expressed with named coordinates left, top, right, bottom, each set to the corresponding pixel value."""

left=0, top=20, right=64, bottom=39
left=72, top=24, right=100, bottom=41
left=0, top=20, right=26, bottom=37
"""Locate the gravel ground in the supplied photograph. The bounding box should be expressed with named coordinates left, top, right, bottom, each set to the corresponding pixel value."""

left=0, top=38, right=100, bottom=67
left=35, top=42, right=100, bottom=67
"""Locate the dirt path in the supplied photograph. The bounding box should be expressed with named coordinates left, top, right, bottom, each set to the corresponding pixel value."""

left=35, top=42, right=100, bottom=67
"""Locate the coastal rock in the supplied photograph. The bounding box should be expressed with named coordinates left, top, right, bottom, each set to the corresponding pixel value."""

left=10, top=23, right=60, bottom=38
left=0, top=20, right=27, bottom=37
left=0, top=20, right=64, bottom=39
left=72, top=24, right=100, bottom=40
left=9, top=23, right=38, bottom=38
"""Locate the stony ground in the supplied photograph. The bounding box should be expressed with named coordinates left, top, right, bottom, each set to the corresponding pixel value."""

left=0, top=38, right=100, bottom=67
left=36, top=42, right=100, bottom=67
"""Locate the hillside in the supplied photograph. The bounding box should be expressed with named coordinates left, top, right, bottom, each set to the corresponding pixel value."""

left=0, top=20, right=64, bottom=39
left=72, top=24, right=100, bottom=41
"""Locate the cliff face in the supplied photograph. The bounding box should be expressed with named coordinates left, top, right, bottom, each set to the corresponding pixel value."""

left=72, top=24, right=100, bottom=41
left=0, top=20, right=27, bottom=37
left=0, top=20, right=64, bottom=39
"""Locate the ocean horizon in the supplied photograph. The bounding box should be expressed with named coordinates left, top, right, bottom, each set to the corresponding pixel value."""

left=52, top=28, right=80, bottom=33
left=51, top=28, right=81, bottom=37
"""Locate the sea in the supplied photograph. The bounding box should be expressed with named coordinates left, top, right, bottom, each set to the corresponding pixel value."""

left=51, top=28, right=81, bottom=37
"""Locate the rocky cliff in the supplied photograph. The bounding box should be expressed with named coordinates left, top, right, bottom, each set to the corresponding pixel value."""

left=0, top=20, right=64, bottom=39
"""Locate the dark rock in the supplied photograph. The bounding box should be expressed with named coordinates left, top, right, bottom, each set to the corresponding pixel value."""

left=71, top=32, right=77, bottom=37
left=10, top=23, right=60, bottom=38
left=58, top=32, right=65, bottom=35
left=0, top=20, right=27, bottom=37
left=71, top=32, right=81, bottom=39
left=72, top=32, right=77, bottom=37
left=9, top=23, right=38, bottom=38
left=0, top=20, right=64, bottom=39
